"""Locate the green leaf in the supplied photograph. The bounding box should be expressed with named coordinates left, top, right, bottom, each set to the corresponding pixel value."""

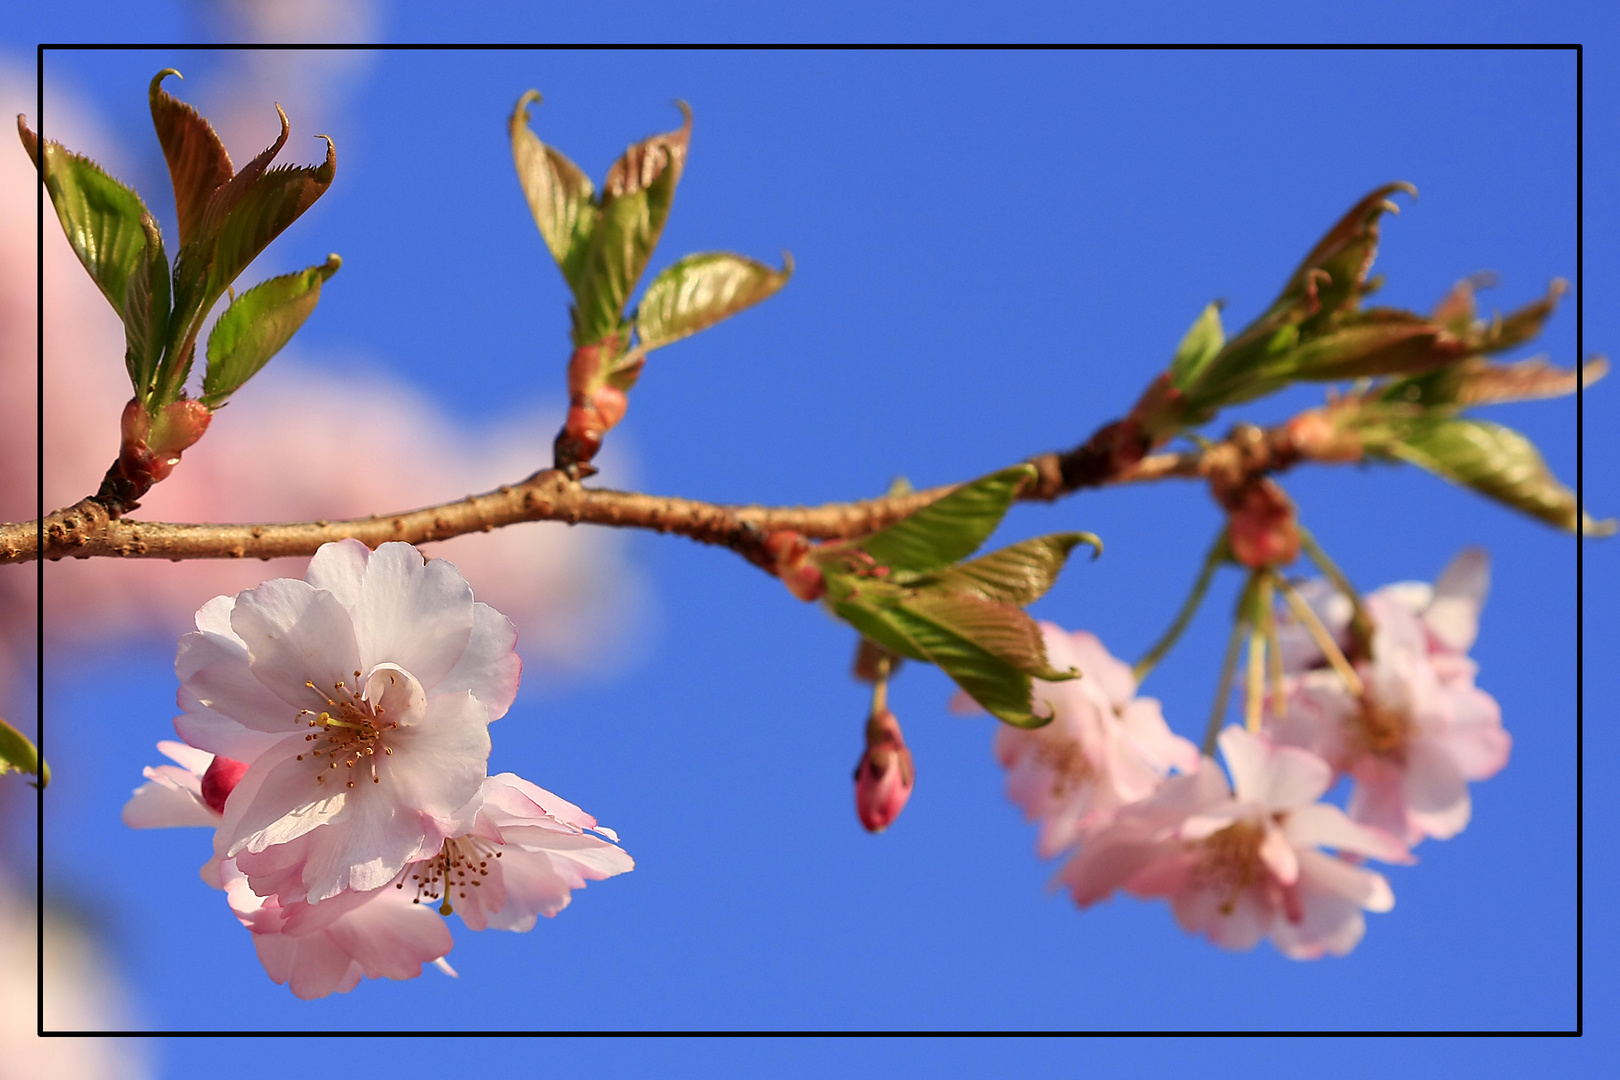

left=636, top=251, right=792, bottom=352
left=903, top=592, right=1075, bottom=681
left=1267, top=183, right=1414, bottom=333
left=509, top=90, right=598, bottom=292
left=1168, top=302, right=1225, bottom=390
left=202, top=254, right=340, bottom=406
left=926, top=532, right=1101, bottom=606
left=19, top=116, right=153, bottom=321
left=571, top=103, right=692, bottom=346
left=0, top=717, right=47, bottom=787
left=149, top=69, right=235, bottom=248
left=1385, top=417, right=1614, bottom=536
left=854, top=464, right=1036, bottom=573
left=123, top=213, right=172, bottom=404
left=168, top=109, right=335, bottom=397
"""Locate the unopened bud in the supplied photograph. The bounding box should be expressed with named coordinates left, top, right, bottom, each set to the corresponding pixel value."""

left=1225, top=478, right=1301, bottom=569
left=1285, top=408, right=1362, bottom=463
left=854, top=708, right=914, bottom=833
left=764, top=530, right=825, bottom=602
left=200, top=754, right=249, bottom=814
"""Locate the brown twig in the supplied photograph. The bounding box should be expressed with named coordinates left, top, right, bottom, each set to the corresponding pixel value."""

left=0, top=417, right=1315, bottom=568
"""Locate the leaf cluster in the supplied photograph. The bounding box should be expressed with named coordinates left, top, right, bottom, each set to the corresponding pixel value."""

left=820, top=466, right=1102, bottom=728
left=19, top=70, right=338, bottom=417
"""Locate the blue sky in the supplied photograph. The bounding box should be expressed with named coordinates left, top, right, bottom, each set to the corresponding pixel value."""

left=3, top=4, right=1617, bottom=1077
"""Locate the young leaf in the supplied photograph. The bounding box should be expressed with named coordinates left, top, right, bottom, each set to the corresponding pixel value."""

left=0, top=717, right=47, bottom=787
left=123, top=213, right=172, bottom=404
left=202, top=254, right=340, bottom=407
left=902, top=592, right=1075, bottom=681
left=926, top=532, right=1101, bottom=606
left=149, top=69, right=234, bottom=248
left=1385, top=417, right=1615, bottom=536
left=854, top=464, right=1036, bottom=573
left=509, top=90, right=598, bottom=292
left=830, top=595, right=930, bottom=665
left=883, top=602, right=1055, bottom=728
left=636, top=251, right=793, bottom=352
left=1167, top=302, right=1225, bottom=390
left=571, top=103, right=692, bottom=346
left=18, top=116, right=153, bottom=320
left=1268, top=183, right=1415, bottom=332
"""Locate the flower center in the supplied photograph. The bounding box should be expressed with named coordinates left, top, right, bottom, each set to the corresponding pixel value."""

left=1194, top=819, right=1265, bottom=915
left=1355, top=698, right=1410, bottom=760
left=293, top=670, right=400, bottom=789
left=396, top=836, right=502, bottom=915
left=1033, top=734, right=1093, bottom=797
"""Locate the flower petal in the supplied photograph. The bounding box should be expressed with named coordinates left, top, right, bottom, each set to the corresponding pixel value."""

left=1425, top=548, right=1489, bottom=653
left=380, top=691, right=492, bottom=826
left=1284, top=802, right=1411, bottom=863
left=352, top=543, right=475, bottom=690
left=304, top=537, right=371, bottom=612
left=434, top=602, right=522, bottom=720
left=231, top=579, right=362, bottom=713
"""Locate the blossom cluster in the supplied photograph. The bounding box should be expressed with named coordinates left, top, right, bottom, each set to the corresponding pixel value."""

left=991, top=551, right=1507, bottom=959
left=124, top=540, right=633, bottom=998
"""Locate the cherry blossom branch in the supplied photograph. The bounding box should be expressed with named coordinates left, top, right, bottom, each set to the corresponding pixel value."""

left=0, top=415, right=1318, bottom=567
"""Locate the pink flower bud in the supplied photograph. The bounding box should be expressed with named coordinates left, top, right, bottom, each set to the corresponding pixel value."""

left=764, top=530, right=826, bottom=602
left=1225, top=478, right=1301, bottom=569
left=854, top=709, right=914, bottom=832
left=200, top=755, right=250, bottom=814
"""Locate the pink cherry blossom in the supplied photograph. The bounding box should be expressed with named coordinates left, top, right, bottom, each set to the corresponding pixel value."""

left=220, top=859, right=454, bottom=1000
left=994, top=625, right=1199, bottom=858
left=177, top=538, right=520, bottom=903
left=1268, top=550, right=1509, bottom=845
left=1061, top=727, right=1409, bottom=959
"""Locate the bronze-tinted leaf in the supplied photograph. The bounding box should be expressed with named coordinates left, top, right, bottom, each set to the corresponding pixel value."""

left=509, top=90, right=597, bottom=292
left=572, top=103, right=692, bottom=346
left=1269, top=183, right=1416, bottom=331
left=149, top=69, right=234, bottom=247
left=927, top=532, right=1100, bottom=606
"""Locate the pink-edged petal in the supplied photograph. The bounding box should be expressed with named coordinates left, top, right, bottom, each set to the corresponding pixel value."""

left=1403, top=740, right=1472, bottom=840
left=1259, top=744, right=1335, bottom=812
left=156, top=739, right=213, bottom=775
left=122, top=772, right=218, bottom=829
left=435, top=603, right=521, bottom=720
left=177, top=625, right=303, bottom=734
left=480, top=773, right=594, bottom=830
left=1268, top=882, right=1367, bottom=959
left=1284, top=802, right=1411, bottom=864
left=1346, top=772, right=1416, bottom=846
left=173, top=696, right=289, bottom=761
left=226, top=747, right=349, bottom=857
left=253, top=933, right=365, bottom=1000
left=230, top=579, right=361, bottom=713
left=1425, top=548, right=1489, bottom=653
left=1174, top=886, right=1271, bottom=952
left=193, top=593, right=242, bottom=639
left=296, top=789, right=451, bottom=900
left=1258, top=825, right=1300, bottom=886
left=322, top=889, right=455, bottom=980
left=380, top=691, right=491, bottom=825
left=352, top=543, right=475, bottom=689
left=1296, top=848, right=1394, bottom=913
left=304, top=537, right=371, bottom=612
left=499, top=826, right=636, bottom=878
left=1117, top=699, right=1200, bottom=775
left=1060, top=628, right=1137, bottom=708
left=1444, top=687, right=1511, bottom=780
left=1217, top=726, right=1270, bottom=804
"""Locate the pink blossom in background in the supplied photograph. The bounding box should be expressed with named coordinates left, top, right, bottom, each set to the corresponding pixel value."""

left=993, top=624, right=1198, bottom=858
left=1061, top=727, right=1410, bottom=959
left=1267, top=550, right=1510, bottom=845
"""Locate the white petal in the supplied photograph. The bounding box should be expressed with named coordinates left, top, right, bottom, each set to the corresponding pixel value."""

left=304, top=538, right=372, bottom=612
left=1258, top=825, right=1300, bottom=885
left=1425, top=548, right=1489, bottom=653
left=381, top=691, right=492, bottom=825
left=1217, top=726, right=1269, bottom=803
left=1284, top=802, right=1411, bottom=863
left=177, top=624, right=304, bottom=733
left=352, top=543, right=475, bottom=690
left=226, top=748, right=350, bottom=857
left=1296, top=848, right=1395, bottom=913
left=173, top=696, right=289, bottom=761
left=231, top=579, right=362, bottom=712
left=1403, top=740, right=1472, bottom=840
left=434, top=602, right=522, bottom=720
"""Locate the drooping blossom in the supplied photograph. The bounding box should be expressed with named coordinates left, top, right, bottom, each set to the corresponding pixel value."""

left=218, top=858, right=455, bottom=1001
left=1268, top=550, right=1509, bottom=846
left=176, top=538, right=521, bottom=903
left=854, top=709, right=914, bottom=833
left=1061, top=727, right=1410, bottom=959
left=993, top=625, right=1198, bottom=858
